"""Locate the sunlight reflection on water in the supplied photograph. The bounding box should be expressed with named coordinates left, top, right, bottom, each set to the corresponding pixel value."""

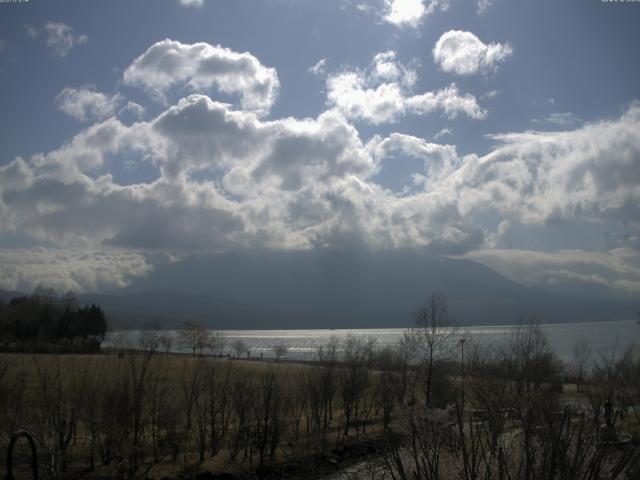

left=105, top=320, right=640, bottom=363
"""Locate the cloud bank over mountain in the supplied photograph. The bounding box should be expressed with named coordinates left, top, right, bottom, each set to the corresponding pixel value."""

left=0, top=1, right=639, bottom=315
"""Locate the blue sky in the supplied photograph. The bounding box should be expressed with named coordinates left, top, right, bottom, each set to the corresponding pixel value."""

left=0, top=0, right=639, bottom=299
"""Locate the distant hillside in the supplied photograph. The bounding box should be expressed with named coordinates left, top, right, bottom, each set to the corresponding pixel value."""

left=83, top=250, right=640, bottom=329
left=2, top=250, right=637, bottom=330
left=0, top=289, right=25, bottom=302
left=78, top=290, right=305, bottom=330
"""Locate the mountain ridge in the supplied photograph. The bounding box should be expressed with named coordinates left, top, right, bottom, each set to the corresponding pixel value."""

left=2, top=251, right=637, bottom=329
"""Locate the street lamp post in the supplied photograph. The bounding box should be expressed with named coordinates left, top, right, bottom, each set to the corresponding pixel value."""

left=459, top=338, right=466, bottom=409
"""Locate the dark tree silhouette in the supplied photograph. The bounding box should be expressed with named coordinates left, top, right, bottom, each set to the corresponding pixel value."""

left=0, top=290, right=107, bottom=352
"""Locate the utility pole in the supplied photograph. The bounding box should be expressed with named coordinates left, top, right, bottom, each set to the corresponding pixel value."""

left=459, top=338, right=466, bottom=409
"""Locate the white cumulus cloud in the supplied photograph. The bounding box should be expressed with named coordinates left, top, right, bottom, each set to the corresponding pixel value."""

left=326, top=51, right=485, bottom=124
left=55, top=85, right=125, bottom=122
left=119, top=101, right=146, bottom=121
left=309, top=58, right=328, bottom=76
left=434, top=128, right=453, bottom=139
left=178, top=0, right=204, bottom=7
left=2, top=99, right=640, bottom=292
left=433, top=30, right=512, bottom=76
left=461, top=248, right=640, bottom=297
left=455, top=104, right=640, bottom=226
left=44, top=21, right=87, bottom=58
left=3, top=98, right=639, bottom=258
left=382, top=0, right=448, bottom=27
left=0, top=248, right=154, bottom=293
left=477, top=0, right=494, bottom=14
left=368, top=132, right=461, bottom=186
left=123, top=39, right=279, bottom=115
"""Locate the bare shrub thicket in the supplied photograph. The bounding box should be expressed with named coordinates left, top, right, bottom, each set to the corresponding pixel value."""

left=383, top=323, right=640, bottom=480
left=385, top=393, right=640, bottom=480
left=584, top=343, right=640, bottom=427
left=0, top=329, right=413, bottom=478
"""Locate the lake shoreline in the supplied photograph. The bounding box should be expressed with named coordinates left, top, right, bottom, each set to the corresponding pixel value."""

left=105, top=320, right=640, bottom=364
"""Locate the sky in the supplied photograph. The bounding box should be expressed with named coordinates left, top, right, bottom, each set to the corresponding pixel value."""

left=0, top=0, right=639, bottom=300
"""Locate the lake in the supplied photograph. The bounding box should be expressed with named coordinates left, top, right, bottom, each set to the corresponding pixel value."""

left=105, top=319, right=640, bottom=363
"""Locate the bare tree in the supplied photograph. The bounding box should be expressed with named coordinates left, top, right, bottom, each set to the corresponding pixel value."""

left=383, top=406, right=456, bottom=480
left=184, top=360, right=209, bottom=462
left=252, top=369, right=292, bottom=468
left=272, top=343, right=288, bottom=362
left=158, top=333, right=174, bottom=357
left=145, top=359, right=171, bottom=463
left=338, top=335, right=371, bottom=436
left=411, top=293, right=456, bottom=406
left=31, top=356, right=81, bottom=478
left=0, top=355, right=27, bottom=436
left=229, top=376, right=254, bottom=463
left=396, top=330, right=418, bottom=405
left=373, top=346, right=398, bottom=430
left=205, top=362, right=233, bottom=457
left=317, top=336, right=339, bottom=439
left=500, top=320, right=561, bottom=393
left=232, top=339, right=248, bottom=359
left=78, top=363, right=103, bottom=471
left=180, top=321, right=211, bottom=357
left=126, top=350, right=154, bottom=474
left=209, top=331, right=227, bottom=357
left=137, top=330, right=160, bottom=354
left=571, top=340, right=592, bottom=392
